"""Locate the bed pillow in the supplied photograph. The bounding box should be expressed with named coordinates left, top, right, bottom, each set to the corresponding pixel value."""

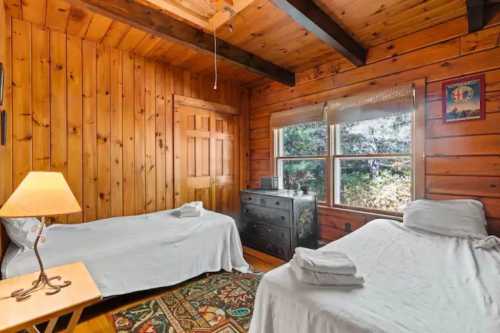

left=403, top=199, right=487, bottom=237
left=0, top=217, right=47, bottom=250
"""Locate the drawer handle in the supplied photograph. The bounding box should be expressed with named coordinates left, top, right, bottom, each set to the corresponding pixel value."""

left=248, top=197, right=252, bottom=201
left=280, top=216, right=285, bottom=220
left=245, top=209, right=249, bottom=214
left=275, top=201, right=280, bottom=206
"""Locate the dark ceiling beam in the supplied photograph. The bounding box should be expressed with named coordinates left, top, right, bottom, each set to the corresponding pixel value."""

left=67, top=0, right=295, bottom=86
left=270, top=0, right=366, bottom=67
left=467, top=0, right=486, bottom=32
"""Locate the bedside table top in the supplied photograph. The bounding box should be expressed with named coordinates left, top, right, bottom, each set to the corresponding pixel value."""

left=0, top=262, right=101, bottom=332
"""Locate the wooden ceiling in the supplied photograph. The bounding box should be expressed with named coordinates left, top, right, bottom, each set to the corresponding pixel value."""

left=4, top=0, right=468, bottom=84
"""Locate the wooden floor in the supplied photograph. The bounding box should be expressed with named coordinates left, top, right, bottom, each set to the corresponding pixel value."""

left=71, top=248, right=282, bottom=333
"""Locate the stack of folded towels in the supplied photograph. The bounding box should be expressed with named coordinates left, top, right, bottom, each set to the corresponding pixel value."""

left=290, top=247, right=364, bottom=286
left=178, top=201, right=204, bottom=217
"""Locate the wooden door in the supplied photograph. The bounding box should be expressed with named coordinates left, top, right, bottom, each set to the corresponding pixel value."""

left=212, top=112, right=237, bottom=215
left=174, top=105, right=214, bottom=209
left=174, top=96, right=238, bottom=214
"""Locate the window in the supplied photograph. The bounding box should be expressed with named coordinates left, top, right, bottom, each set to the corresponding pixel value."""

left=275, top=121, right=328, bottom=202
left=334, top=113, right=413, bottom=213
left=274, top=113, right=414, bottom=213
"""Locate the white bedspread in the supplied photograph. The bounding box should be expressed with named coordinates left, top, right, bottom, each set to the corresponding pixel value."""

left=250, top=219, right=500, bottom=333
left=2, top=209, right=249, bottom=297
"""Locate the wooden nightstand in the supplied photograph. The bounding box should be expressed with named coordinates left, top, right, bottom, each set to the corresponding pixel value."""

left=0, top=262, right=101, bottom=333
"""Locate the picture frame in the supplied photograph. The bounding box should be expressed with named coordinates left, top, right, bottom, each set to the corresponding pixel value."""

left=441, top=74, right=485, bottom=123
left=0, top=62, right=3, bottom=106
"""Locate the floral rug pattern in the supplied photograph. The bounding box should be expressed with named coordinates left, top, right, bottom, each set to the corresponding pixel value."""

left=111, top=272, right=261, bottom=333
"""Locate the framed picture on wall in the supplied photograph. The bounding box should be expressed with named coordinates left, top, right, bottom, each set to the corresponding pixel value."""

left=442, top=75, right=485, bottom=123
left=0, top=63, right=4, bottom=106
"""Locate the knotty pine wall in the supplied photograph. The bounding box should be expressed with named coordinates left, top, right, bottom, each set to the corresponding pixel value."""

left=248, top=15, right=500, bottom=241
left=0, top=16, right=246, bottom=224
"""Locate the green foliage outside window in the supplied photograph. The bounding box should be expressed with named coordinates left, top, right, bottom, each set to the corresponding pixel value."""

left=278, top=113, right=412, bottom=212
left=336, top=114, right=412, bottom=212
left=281, top=122, right=327, bottom=201
left=282, top=159, right=325, bottom=201
left=282, top=121, right=327, bottom=156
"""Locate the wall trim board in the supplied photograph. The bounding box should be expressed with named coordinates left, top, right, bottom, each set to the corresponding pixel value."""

left=173, top=95, right=239, bottom=115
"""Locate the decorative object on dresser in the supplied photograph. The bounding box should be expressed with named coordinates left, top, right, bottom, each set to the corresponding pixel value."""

left=0, top=171, right=81, bottom=301
left=0, top=262, right=101, bottom=333
left=260, top=176, right=279, bottom=190
left=240, top=189, right=318, bottom=260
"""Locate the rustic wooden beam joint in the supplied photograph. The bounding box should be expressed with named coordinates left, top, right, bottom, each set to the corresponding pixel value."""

left=270, top=0, right=366, bottom=66
left=67, top=0, right=295, bottom=86
left=467, top=0, right=486, bottom=32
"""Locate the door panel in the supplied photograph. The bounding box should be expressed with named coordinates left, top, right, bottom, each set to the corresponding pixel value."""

left=174, top=106, right=213, bottom=209
left=174, top=98, right=238, bottom=215
left=212, top=113, right=237, bottom=215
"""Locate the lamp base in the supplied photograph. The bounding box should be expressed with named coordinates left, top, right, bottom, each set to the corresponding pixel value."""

left=10, top=216, right=71, bottom=302
left=11, top=272, right=71, bottom=302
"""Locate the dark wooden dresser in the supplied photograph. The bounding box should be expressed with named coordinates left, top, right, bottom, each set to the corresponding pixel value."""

left=239, top=189, right=318, bottom=260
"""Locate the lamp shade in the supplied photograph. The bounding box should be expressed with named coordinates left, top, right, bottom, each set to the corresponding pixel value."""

left=0, top=171, right=81, bottom=217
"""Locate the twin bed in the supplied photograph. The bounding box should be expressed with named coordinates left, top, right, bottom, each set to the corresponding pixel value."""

left=250, top=219, right=500, bottom=332
left=250, top=200, right=500, bottom=333
left=1, top=209, right=249, bottom=297
left=2, top=200, right=500, bottom=332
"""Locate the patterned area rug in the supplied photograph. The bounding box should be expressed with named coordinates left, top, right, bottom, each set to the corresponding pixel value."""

left=111, top=272, right=262, bottom=333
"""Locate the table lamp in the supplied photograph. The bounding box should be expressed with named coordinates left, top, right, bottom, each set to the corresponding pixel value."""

left=0, top=171, right=81, bottom=301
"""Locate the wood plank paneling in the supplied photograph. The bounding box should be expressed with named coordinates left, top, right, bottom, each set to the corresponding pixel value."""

left=82, top=40, right=97, bottom=222
left=122, top=53, right=135, bottom=216
left=155, top=65, right=167, bottom=211
left=145, top=61, right=156, bottom=213
left=426, top=135, right=500, bottom=156
left=427, top=156, right=500, bottom=177
left=21, top=0, right=47, bottom=26
left=165, top=68, right=174, bottom=209
left=110, top=48, right=123, bottom=217
left=45, top=0, right=71, bottom=32
left=31, top=25, right=50, bottom=171
left=134, top=56, right=146, bottom=214
left=12, top=19, right=32, bottom=188
left=426, top=176, right=500, bottom=198
left=67, top=34, right=83, bottom=223
left=427, top=113, right=500, bottom=138
left=96, top=45, right=111, bottom=219
left=0, top=17, right=244, bottom=229
left=49, top=30, right=67, bottom=177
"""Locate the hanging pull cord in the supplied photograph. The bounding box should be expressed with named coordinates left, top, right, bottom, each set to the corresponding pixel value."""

left=213, top=29, right=218, bottom=90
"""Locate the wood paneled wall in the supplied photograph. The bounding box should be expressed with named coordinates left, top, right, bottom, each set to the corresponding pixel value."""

left=248, top=15, right=500, bottom=240
left=0, top=16, right=245, bottom=224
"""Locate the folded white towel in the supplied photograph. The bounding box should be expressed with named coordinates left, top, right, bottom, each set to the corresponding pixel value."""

left=294, top=247, right=357, bottom=275
left=290, top=260, right=364, bottom=286
left=179, top=201, right=204, bottom=217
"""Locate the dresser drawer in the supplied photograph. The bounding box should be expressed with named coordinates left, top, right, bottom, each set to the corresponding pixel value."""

left=241, top=193, right=291, bottom=210
left=244, top=223, right=291, bottom=259
left=241, top=203, right=291, bottom=228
